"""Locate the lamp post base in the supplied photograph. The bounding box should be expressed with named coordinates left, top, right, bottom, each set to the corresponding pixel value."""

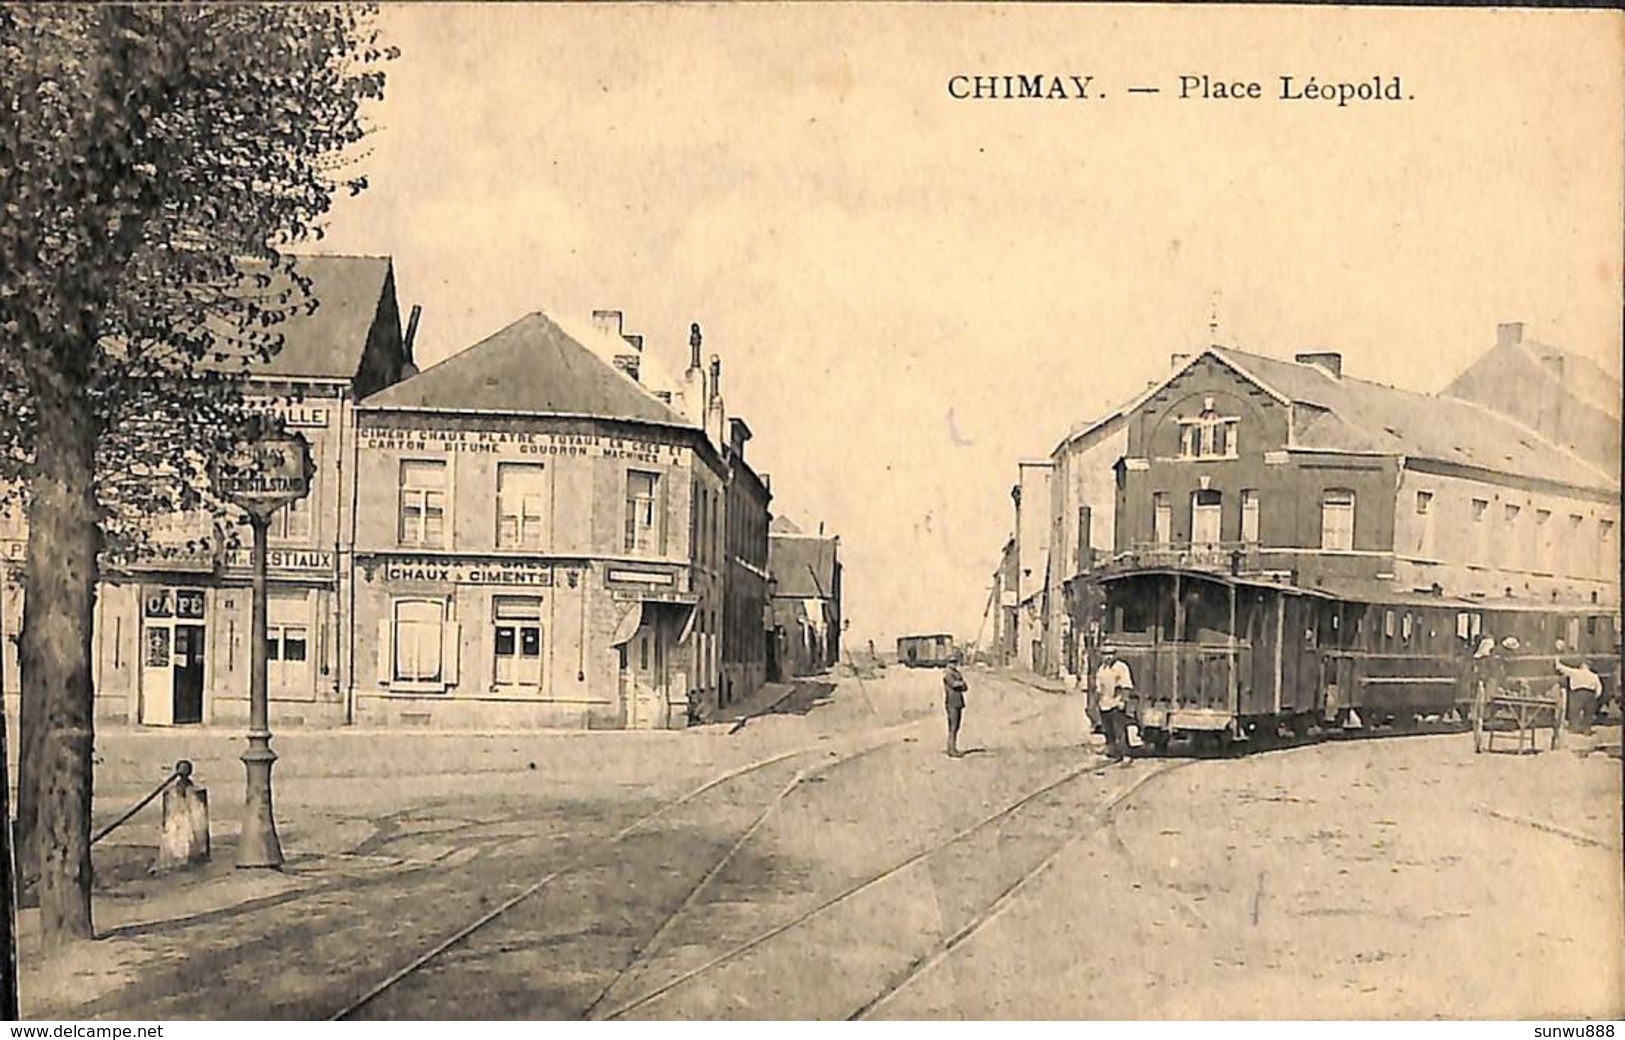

left=236, top=733, right=283, bottom=869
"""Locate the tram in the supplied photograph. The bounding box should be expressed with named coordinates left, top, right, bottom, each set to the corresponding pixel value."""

left=897, top=633, right=957, bottom=668
left=1092, top=565, right=1618, bottom=753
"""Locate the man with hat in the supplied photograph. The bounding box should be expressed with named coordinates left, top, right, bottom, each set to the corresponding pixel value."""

left=1095, top=645, right=1135, bottom=765
left=943, top=659, right=969, bottom=757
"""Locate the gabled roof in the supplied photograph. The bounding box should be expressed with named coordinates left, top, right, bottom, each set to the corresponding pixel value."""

left=770, top=515, right=803, bottom=535
left=361, top=311, right=687, bottom=425
left=769, top=534, right=839, bottom=599
left=1204, top=346, right=1617, bottom=492
left=251, top=255, right=395, bottom=381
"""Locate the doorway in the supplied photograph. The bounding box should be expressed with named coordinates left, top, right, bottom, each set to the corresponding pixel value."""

left=172, top=623, right=205, bottom=724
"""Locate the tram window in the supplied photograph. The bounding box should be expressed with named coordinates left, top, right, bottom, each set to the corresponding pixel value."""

left=1586, top=616, right=1599, bottom=638
left=1401, top=613, right=1413, bottom=643
left=1565, top=617, right=1581, bottom=648
left=1471, top=613, right=1482, bottom=638
left=1456, top=612, right=1471, bottom=640
left=1383, top=610, right=1395, bottom=639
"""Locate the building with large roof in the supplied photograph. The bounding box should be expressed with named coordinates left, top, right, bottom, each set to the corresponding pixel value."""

left=348, top=308, right=768, bottom=729
left=1027, top=328, right=1620, bottom=679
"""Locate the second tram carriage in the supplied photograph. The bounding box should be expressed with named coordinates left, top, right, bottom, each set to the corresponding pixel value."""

left=897, top=633, right=957, bottom=668
left=1092, top=565, right=1618, bottom=753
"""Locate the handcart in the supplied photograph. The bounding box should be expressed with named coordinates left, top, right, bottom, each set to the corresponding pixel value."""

left=1473, top=679, right=1566, bottom=754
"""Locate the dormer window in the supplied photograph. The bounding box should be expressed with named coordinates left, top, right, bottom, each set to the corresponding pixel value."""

left=1177, top=398, right=1239, bottom=459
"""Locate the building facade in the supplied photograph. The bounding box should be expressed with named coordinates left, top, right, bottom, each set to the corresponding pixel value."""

left=2, top=270, right=782, bottom=732
left=1108, top=348, right=1619, bottom=608
left=767, top=518, right=843, bottom=679
left=2, top=254, right=412, bottom=729
left=346, top=310, right=766, bottom=729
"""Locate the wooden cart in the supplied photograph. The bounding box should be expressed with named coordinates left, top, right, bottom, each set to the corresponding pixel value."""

left=1473, top=680, right=1567, bottom=754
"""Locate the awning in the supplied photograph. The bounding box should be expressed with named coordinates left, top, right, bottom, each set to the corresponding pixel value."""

left=610, top=602, right=644, bottom=647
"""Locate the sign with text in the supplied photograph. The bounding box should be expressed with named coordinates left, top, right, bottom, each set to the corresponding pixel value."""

left=360, top=427, right=686, bottom=466
left=375, top=556, right=555, bottom=587
left=215, top=433, right=315, bottom=518
left=250, top=399, right=330, bottom=428
left=222, top=548, right=335, bottom=575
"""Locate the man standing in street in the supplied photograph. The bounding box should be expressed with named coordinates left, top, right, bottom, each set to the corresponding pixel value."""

left=1095, top=645, right=1134, bottom=765
left=943, top=660, right=968, bottom=757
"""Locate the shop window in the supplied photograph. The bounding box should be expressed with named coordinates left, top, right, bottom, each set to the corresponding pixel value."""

left=1320, top=489, right=1355, bottom=552
left=267, top=625, right=309, bottom=688
left=383, top=598, right=458, bottom=690
left=493, top=596, right=543, bottom=688
left=625, top=470, right=662, bottom=554
left=496, top=463, right=548, bottom=550
left=399, top=460, right=448, bottom=548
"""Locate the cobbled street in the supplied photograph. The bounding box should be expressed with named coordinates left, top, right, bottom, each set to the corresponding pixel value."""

left=18, top=665, right=1623, bottom=1020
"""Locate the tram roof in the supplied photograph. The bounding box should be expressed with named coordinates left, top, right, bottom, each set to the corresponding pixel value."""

left=1097, top=565, right=1614, bottom=615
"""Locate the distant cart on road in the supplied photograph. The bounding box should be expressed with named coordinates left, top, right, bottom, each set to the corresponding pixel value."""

left=897, top=633, right=956, bottom=668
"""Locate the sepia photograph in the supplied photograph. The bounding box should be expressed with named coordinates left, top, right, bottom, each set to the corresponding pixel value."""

left=1, top=1, right=1621, bottom=1025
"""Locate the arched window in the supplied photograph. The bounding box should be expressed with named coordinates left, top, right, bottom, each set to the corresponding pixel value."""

left=1321, top=488, right=1356, bottom=551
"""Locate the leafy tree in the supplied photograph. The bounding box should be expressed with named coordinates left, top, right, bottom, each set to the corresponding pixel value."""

left=0, top=4, right=391, bottom=946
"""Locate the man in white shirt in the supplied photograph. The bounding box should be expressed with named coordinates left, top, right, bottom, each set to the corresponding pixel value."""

left=1094, top=646, right=1134, bottom=764
left=1553, top=641, right=1602, bottom=736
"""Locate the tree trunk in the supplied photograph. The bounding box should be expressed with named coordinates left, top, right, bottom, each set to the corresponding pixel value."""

left=18, top=389, right=100, bottom=946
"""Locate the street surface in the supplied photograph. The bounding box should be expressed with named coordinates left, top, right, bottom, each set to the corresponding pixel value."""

left=18, top=665, right=1624, bottom=1020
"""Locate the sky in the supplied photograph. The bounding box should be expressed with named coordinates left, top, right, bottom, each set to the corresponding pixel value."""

left=320, top=4, right=1624, bottom=649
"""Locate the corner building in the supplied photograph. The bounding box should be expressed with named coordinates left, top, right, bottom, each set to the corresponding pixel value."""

left=349, top=311, right=746, bottom=729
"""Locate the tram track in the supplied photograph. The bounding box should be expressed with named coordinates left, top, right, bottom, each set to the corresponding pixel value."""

left=598, top=755, right=1186, bottom=1021
left=327, top=708, right=959, bottom=1021
left=330, top=674, right=1065, bottom=1021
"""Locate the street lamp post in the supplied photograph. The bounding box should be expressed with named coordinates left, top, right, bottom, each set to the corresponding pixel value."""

left=213, top=416, right=312, bottom=871
left=236, top=509, right=280, bottom=868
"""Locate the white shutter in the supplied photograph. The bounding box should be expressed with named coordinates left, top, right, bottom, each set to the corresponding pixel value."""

left=377, top=619, right=393, bottom=685
left=442, top=621, right=461, bottom=686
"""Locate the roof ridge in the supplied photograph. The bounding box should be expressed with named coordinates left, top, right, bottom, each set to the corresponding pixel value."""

left=1438, top=393, right=1621, bottom=486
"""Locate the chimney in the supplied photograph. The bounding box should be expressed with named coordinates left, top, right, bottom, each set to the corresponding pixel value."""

left=706, top=353, right=725, bottom=448
left=1497, top=321, right=1525, bottom=348
left=402, top=304, right=423, bottom=366
left=591, top=308, right=624, bottom=339
left=1541, top=353, right=1565, bottom=383
left=1170, top=352, right=1191, bottom=372
left=612, top=328, right=642, bottom=383
left=1294, top=351, right=1343, bottom=379
left=689, top=323, right=703, bottom=372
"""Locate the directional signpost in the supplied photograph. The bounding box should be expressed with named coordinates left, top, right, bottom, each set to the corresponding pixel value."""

left=213, top=417, right=314, bottom=869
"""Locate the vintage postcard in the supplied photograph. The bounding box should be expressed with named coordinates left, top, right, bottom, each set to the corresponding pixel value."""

left=2, top=1, right=1620, bottom=1025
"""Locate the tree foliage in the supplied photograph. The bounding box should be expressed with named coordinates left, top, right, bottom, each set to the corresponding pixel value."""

left=0, top=4, right=392, bottom=946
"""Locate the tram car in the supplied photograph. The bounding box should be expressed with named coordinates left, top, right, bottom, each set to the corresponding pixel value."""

left=1093, top=565, right=1618, bottom=753
left=897, top=633, right=957, bottom=668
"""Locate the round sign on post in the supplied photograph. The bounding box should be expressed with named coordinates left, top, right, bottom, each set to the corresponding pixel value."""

left=212, top=416, right=315, bottom=870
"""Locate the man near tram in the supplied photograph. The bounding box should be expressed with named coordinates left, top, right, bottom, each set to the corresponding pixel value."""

left=1095, top=646, right=1134, bottom=765
left=1553, top=640, right=1601, bottom=736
